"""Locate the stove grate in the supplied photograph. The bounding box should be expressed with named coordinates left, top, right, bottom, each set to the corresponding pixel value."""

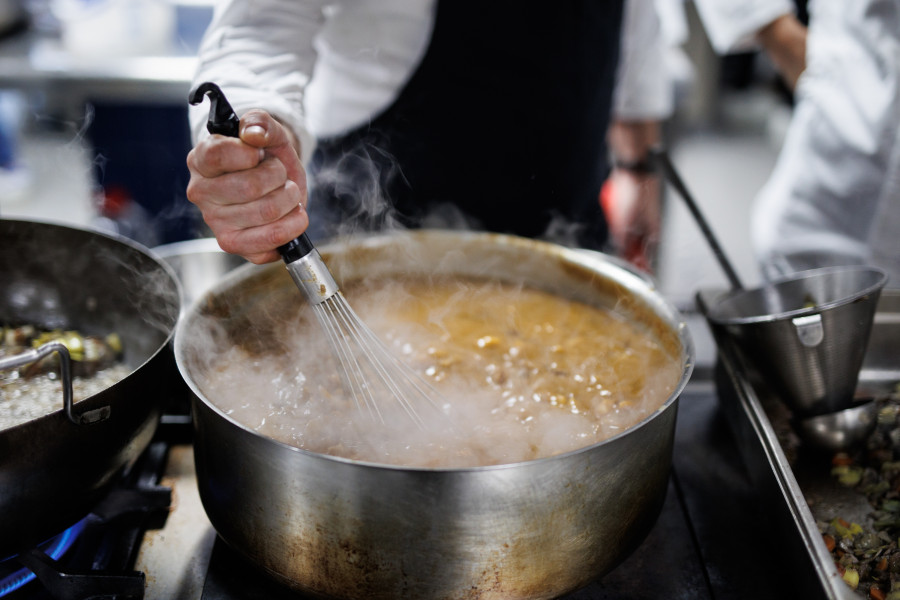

left=2, top=440, right=172, bottom=600
left=0, top=520, right=87, bottom=597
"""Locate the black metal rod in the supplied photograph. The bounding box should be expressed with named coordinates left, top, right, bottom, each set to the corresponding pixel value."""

left=649, top=146, right=744, bottom=291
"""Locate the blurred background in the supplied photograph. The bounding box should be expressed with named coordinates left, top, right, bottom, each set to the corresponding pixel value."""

left=0, top=0, right=214, bottom=247
left=0, top=0, right=798, bottom=354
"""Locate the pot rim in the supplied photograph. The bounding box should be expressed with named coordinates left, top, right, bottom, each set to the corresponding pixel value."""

left=152, top=236, right=225, bottom=259
left=706, top=264, right=888, bottom=326
left=177, top=229, right=695, bottom=472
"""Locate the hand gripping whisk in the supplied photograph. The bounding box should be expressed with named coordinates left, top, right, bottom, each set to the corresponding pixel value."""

left=189, top=82, right=446, bottom=428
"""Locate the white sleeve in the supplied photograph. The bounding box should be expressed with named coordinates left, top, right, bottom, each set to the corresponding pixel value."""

left=691, top=0, right=795, bottom=55
left=613, top=0, right=675, bottom=121
left=188, top=0, right=327, bottom=165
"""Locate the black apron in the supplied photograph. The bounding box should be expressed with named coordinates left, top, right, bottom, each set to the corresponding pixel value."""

left=307, top=0, right=624, bottom=250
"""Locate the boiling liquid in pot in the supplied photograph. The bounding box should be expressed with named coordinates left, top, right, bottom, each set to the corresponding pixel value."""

left=195, top=276, right=681, bottom=467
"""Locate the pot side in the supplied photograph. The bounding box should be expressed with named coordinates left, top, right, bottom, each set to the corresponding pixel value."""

left=177, top=230, right=693, bottom=599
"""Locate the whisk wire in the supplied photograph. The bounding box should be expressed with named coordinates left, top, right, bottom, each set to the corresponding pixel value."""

left=315, top=293, right=444, bottom=429
left=335, top=294, right=439, bottom=428
left=312, top=301, right=382, bottom=421
left=342, top=311, right=433, bottom=429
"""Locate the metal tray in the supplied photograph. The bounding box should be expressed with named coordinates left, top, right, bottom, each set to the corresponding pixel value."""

left=697, top=288, right=900, bottom=600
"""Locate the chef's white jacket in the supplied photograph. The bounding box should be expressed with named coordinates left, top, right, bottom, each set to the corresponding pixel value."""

left=189, top=0, right=674, bottom=166
left=696, top=0, right=900, bottom=285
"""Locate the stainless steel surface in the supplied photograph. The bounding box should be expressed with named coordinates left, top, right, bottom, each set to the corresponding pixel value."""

left=0, top=218, right=181, bottom=558
left=153, top=237, right=248, bottom=311
left=858, top=291, right=900, bottom=391
left=137, top=379, right=815, bottom=600
left=651, top=147, right=745, bottom=291
left=284, top=250, right=339, bottom=305
left=699, top=288, right=900, bottom=600
left=136, top=444, right=217, bottom=600
left=175, top=230, right=695, bottom=600
left=704, top=265, right=887, bottom=417
left=0, top=35, right=195, bottom=108
left=0, top=24, right=200, bottom=104
left=794, top=400, right=879, bottom=453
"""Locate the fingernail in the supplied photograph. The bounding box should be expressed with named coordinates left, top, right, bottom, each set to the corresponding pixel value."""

left=244, top=125, right=265, bottom=137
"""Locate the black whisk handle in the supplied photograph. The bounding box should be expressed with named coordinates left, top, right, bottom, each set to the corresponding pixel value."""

left=189, top=82, right=241, bottom=138
left=278, top=235, right=315, bottom=263
left=188, top=81, right=316, bottom=265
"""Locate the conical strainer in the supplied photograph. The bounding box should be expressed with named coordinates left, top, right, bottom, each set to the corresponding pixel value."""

left=704, top=265, right=887, bottom=417
left=647, top=147, right=888, bottom=419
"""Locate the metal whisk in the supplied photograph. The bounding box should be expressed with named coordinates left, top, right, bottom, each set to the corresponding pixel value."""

left=189, top=82, right=445, bottom=428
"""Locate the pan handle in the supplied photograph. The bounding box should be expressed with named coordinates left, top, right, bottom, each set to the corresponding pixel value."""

left=0, top=342, right=109, bottom=425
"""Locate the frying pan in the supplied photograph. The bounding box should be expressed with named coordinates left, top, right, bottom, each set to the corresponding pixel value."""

left=0, top=218, right=181, bottom=558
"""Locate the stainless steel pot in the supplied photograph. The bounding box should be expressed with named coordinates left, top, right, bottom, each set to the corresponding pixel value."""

left=0, top=219, right=181, bottom=558
left=152, top=237, right=247, bottom=310
left=175, top=230, right=694, bottom=600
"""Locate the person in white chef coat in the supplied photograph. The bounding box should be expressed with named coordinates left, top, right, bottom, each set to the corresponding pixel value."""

left=185, top=1, right=673, bottom=266
left=691, top=0, right=807, bottom=91
left=694, top=0, right=900, bottom=286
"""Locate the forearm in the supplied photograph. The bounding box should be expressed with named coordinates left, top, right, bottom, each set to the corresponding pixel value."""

left=691, top=0, right=795, bottom=55
left=756, top=13, right=808, bottom=91
left=604, top=119, right=663, bottom=272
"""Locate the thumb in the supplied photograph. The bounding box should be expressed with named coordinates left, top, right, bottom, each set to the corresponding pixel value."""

left=239, top=109, right=304, bottom=186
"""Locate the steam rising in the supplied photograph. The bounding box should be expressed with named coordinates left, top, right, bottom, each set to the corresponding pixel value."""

left=308, top=141, right=412, bottom=240
left=180, top=144, right=677, bottom=468
left=184, top=273, right=681, bottom=468
left=306, top=138, right=592, bottom=249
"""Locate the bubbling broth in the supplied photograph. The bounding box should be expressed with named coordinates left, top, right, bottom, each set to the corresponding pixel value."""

left=194, top=275, right=683, bottom=467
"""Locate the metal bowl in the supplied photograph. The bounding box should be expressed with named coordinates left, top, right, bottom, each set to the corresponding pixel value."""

left=152, top=237, right=247, bottom=310
left=794, top=400, right=879, bottom=453
left=0, top=218, right=181, bottom=557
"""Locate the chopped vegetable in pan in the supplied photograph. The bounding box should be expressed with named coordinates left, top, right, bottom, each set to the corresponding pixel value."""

left=819, top=385, right=900, bottom=598
left=0, top=324, right=129, bottom=429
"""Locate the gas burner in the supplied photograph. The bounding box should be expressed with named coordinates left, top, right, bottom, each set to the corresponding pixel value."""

left=0, top=520, right=87, bottom=596
left=3, top=441, right=172, bottom=600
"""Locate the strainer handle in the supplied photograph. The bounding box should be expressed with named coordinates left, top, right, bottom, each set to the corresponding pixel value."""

left=648, top=146, right=744, bottom=291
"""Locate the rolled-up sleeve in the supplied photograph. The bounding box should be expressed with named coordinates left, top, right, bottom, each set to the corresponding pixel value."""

left=188, top=0, right=326, bottom=164
left=692, top=0, right=794, bottom=55
left=613, top=0, right=675, bottom=121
